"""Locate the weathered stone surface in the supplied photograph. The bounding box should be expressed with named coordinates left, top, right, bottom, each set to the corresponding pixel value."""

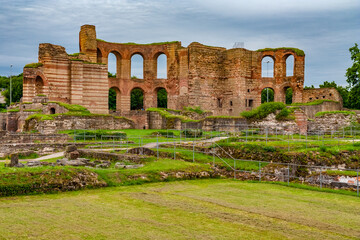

left=65, top=145, right=77, bottom=153
left=127, top=147, right=155, bottom=156
left=10, top=154, right=19, bottom=167
left=26, top=161, right=41, bottom=167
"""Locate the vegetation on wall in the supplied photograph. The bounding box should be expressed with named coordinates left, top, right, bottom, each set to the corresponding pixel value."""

left=241, top=102, right=287, bottom=120
left=108, top=88, right=116, bottom=111
left=183, top=106, right=205, bottom=114
left=24, top=63, right=43, bottom=68
left=256, top=47, right=305, bottom=56
left=314, top=110, right=356, bottom=118
left=291, top=99, right=338, bottom=106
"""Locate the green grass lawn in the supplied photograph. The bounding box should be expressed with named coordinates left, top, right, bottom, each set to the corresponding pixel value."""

left=0, top=179, right=358, bottom=239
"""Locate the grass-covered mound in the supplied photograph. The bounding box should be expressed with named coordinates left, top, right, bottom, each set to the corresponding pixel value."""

left=315, top=110, right=356, bottom=117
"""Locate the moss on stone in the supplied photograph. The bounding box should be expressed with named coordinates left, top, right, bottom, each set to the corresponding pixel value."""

left=256, top=47, right=305, bottom=56
left=315, top=111, right=356, bottom=118
left=24, top=63, right=43, bottom=68
left=96, top=38, right=179, bottom=45
left=291, top=99, right=338, bottom=106
left=146, top=108, right=199, bottom=123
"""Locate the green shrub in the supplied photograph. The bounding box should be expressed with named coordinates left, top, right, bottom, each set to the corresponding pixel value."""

left=319, top=145, right=327, bottom=152
left=26, top=114, right=54, bottom=121
left=241, top=102, right=286, bottom=120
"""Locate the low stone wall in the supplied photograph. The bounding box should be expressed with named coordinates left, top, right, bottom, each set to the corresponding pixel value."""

left=251, top=114, right=299, bottom=134
left=298, top=101, right=342, bottom=119
left=202, top=117, right=247, bottom=131
left=0, top=143, right=88, bottom=158
left=0, top=113, right=6, bottom=130
left=24, top=115, right=134, bottom=134
left=78, top=150, right=147, bottom=163
left=0, top=133, right=70, bottom=144
left=308, top=113, right=356, bottom=132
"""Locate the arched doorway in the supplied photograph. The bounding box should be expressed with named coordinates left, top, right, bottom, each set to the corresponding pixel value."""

left=261, top=87, right=274, bottom=103
left=130, top=88, right=144, bottom=110
left=156, top=87, right=167, bottom=108
left=109, top=87, right=121, bottom=111
left=285, top=87, right=293, bottom=104
left=50, top=108, right=56, bottom=114
left=35, top=76, right=44, bottom=95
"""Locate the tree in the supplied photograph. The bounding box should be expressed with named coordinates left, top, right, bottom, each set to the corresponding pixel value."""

left=303, top=85, right=315, bottom=89
left=108, top=88, right=116, bottom=110
left=346, top=43, right=360, bottom=109
left=130, top=88, right=144, bottom=110
left=285, top=88, right=293, bottom=104
left=0, top=73, right=23, bottom=106
left=261, top=88, right=274, bottom=103
left=157, top=88, right=167, bottom=108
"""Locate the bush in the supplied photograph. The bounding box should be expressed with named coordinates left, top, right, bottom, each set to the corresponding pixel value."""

left=182, top=129, right=203, bottom=138
left=241, top=102, right=286, bottom=120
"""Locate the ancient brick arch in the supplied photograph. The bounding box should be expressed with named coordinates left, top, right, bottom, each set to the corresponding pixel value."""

left=23, top=25, right=342, bottom=118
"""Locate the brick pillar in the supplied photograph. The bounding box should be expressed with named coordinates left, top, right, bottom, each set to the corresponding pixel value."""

left=294, top=109, right=308, bottom=135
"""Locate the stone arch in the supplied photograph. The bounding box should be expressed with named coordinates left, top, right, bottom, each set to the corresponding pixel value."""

left=285, top=54, right=294, bottom=77
left=155, top=87, right=167, bottom=108
left=109, top=86, right=121, bottom=111
left=130, top=87, right=144, bottom=110
left=155, top=52, right=167, bottom=79
left=131, top=53, right=144, bottom=79
left=261, top=87, right=274, bottom=103
left=108, top=51, right=121, bottom=78
left=261, top=56, right=275, bottom=78
left=35, top=76, right=44, bottom=96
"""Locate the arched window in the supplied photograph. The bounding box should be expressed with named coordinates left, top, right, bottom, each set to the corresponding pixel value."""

left=286, top=55, right=294, bottom=76
left=108, top=51, right=121, bottom=78
left=261, top=56, right=274, bottom=78
left=285, top=87, right=293, bottom=104
left=131, top=54, right=144, bottom=79
left=130, top=88, right=144, bottom=110
left=156, top=88, right=167, bottom=108
left=157, top=54, right=167, bottom=79
left=35, top=76, right=44, bottom=95
left=109, top=87, right=121, bottom=111
left=261, top=87, right=274, bottom=103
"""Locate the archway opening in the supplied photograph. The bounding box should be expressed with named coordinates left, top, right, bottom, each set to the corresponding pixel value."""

left=97, top=48, right=103, bottom=64
left=130, top=88, right=144, bottom=110
left=157, top=54, right=167, bottom=79
left=109, top=87, right=120, bottom=111
left=157, top=88, right=167, bottom=108
left=286, top=55, right=294, bottom=76
left=261, top=87, right=274, bottom=103
left=108, top=52, right=117, bottom=78
left=50, top=108, right=56, bottom=114
left=131, top=54, right=144, bottom=79
left=35, top=76, right=44, bottom=95
left=261, top=56, right=274, bottom=78
left=285, top=87, right=293, bottom=104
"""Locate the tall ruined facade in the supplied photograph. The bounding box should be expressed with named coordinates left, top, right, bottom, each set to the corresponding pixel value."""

left=23, top=25, right=341, bottom=115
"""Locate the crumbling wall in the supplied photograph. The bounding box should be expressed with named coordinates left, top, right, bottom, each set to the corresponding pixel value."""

left=303, top=88, right=342, bottom=105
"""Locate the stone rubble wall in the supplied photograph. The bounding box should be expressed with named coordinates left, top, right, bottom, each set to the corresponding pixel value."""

left=24, top=115, right=134, bottom=134
left=308, top=113, right=357, bottom=133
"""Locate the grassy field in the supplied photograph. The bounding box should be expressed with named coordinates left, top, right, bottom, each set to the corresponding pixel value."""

left=0, top=179, right=359, bottom=240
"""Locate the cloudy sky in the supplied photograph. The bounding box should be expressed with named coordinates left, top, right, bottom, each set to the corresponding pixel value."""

left=0, top=0, right=359, bottom=86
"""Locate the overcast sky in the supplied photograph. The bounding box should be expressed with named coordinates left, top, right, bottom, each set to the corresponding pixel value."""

left=0, top=0, right=359, bottom=87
